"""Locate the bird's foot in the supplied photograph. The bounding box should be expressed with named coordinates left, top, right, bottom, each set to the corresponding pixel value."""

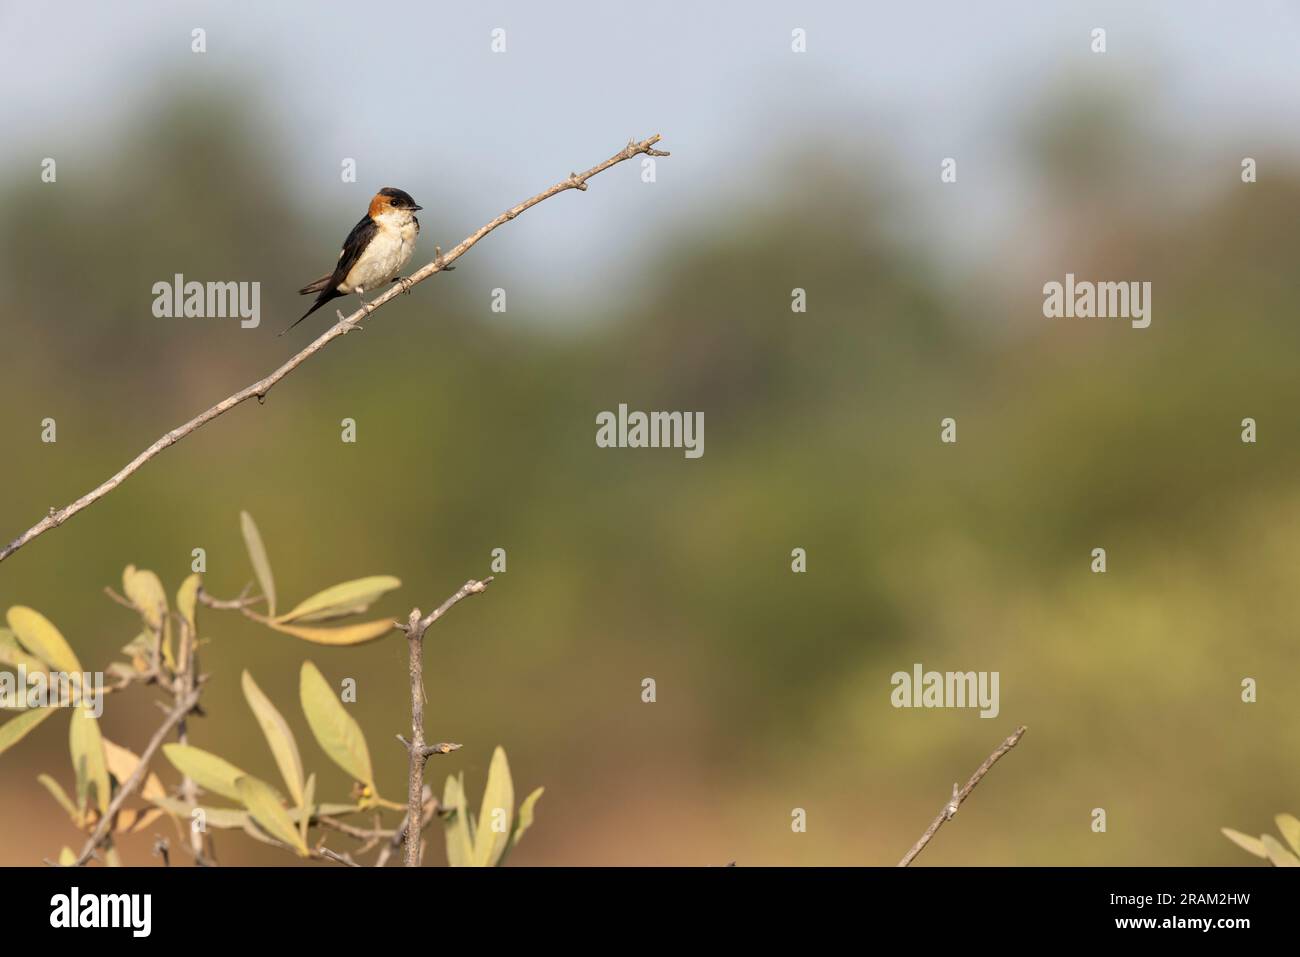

left=391, top=276, right=416, bottom=295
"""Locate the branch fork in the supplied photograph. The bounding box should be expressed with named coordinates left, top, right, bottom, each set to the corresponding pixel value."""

left=398, top=576, right=494, bottom=866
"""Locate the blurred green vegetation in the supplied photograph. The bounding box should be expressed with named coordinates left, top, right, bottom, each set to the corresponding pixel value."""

left=2, top=81, right=1298, bottom=866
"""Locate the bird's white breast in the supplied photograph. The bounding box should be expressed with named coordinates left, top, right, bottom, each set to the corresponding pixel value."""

left=343, top=213, right=419, bottom=293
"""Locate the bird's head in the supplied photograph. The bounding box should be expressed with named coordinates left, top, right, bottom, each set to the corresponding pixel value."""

left=369, top=187, right=422, bottom=221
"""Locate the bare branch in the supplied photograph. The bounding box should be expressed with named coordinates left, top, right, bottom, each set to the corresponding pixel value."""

left=400, top=577, right=494, bottom=866
left=896, top=725, right=1027, bottom=867
left=73, top=688, right=202, bottom=866
left=374, top=786, right=435, bottom=868
left=316, top=846, right=361, bottom=868
left=196, top=583, right=259, bottom=610
left=0, top=135, right=669, bottom=564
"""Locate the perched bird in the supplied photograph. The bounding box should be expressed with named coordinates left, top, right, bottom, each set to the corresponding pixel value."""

left=281, top=187, right=422, bottom=335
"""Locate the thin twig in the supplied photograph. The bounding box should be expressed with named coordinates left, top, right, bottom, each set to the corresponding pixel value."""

left=896, top=725, right=1027, bottom=867
left=0, top=136, right=668, bottom=565
left=316, top=816, right=400, bottom=842
left=316, top=846, right=361, bottom=868
left=72, top=688, right=202, bottom=866
left=374, top=786, right=435, bottom=867
left=398, top=578, right=494, bottom=866
left=196, top=584, right=259, bottom=610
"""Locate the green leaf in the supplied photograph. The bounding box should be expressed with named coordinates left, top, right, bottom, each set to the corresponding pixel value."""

left=69, top=708, right=110, bottom=814
left=236, top=775, right=308, bottom=855
left=122, top=565, right=168, bottom=629
left=0, top=628, right=46, bottom=673
left=299, top=773, right=316, bottom=846
left=240, top=511, right=277, bottom=617
left=473, top=746, right=515, bottom=867
left=241, top=670, right=305, bottom=806
left=123, top=565, right=173, bottom=669
left=276, top=576, right=402, bottom=624
left=496, top=790, right=538, bottom=863
left=0, top=707, right=56, bottom=755
left=161, top=743, right=251, bottom=802
left=150, top=797, right=249, bottom=829
left=1220, top=827, right=1268, bottom=859
left=299, top=661, right=373, bottom=789
left=37, top=774, right=77, bottom=817
left=442, top=772, right=474, bottom=867
left=261, top=615, right=396, bottom=646
left=1261, top=834, right=1300, bottom=867
left=57, top=847, right=75, bottom=866
left=6, top=607, right=81, bottom=674
left=176, top=573, right=201, bottom=634
left=1274, top=814, right=1300, bottom=857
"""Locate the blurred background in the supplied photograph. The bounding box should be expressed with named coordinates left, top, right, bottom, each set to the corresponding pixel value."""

left=2, top=0, right=1298, bottom=865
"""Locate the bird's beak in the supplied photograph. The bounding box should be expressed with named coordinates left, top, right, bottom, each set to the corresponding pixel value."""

left=412, top=204, right=423, bottom=211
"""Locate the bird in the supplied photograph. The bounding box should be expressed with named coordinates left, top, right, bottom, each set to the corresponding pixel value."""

left=280, top=187, right=422, bottom=335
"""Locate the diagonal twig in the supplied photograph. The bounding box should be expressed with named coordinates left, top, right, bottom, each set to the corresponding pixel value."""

left=0, top=136, right=669, bottom=564
left=896, top=725, right=1027, bottom=867
left=72, top=688, right=202, bottom=866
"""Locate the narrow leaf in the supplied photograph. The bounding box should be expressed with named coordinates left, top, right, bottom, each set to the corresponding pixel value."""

left=123, top=565, right=174, bottom=669
left=261, top=615, right=396, bottom=646
left=122, top=565, right=168, bottom=629
left=1261, top=833, right=1300, bottom=867
left=37, top=774, right=77, bottom=817
left=1220, top=827, right=1268, bottom=859
left=299, top=661, right=373, bottom=788
left=473, top=746, right=515, bottom=867
left=6, top=607, right=81, bottom=674
left=236, top=775, right=308, bottom=855
left=0, top=628, right=46, bottom=673
left=57, top=847, right=75, bottom=866
left=241, top=670, right=305, bottom=806
left=511, top=787, right=544, bottom=851
left=240, top=511, right=277, bottom=617
left=0, top=706, right=55, bottom=754
left=276, top=576, right=402, bottom=624
left=161, top=743, right=252, bottom=802
left=1274, top=814, right=1300, bottom=857
left=113, top=806, right=164, bottom=834
left=150, top=797, right=249, bottom=829
left=442, top=772, right=474, bottom=867
left=299, top=772, right=316, bottom=846
left=176, top=573, right=201, bottom=634
left=69, top=708, right=110, bottom=814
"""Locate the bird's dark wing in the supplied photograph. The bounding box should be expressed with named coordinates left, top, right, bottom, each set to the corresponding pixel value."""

left=328, top=215, right=379, bottom=290
left=282, top=215, right=380, bottom=335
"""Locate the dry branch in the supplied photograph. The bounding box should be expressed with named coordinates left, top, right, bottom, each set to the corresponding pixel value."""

left=73, top=688, right=203, bottom=866
left=396, top=577, right=493, bottom=866
left=0, top=136, right=669, bottom=564
left=896, top=725, right=1027, bottom=867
